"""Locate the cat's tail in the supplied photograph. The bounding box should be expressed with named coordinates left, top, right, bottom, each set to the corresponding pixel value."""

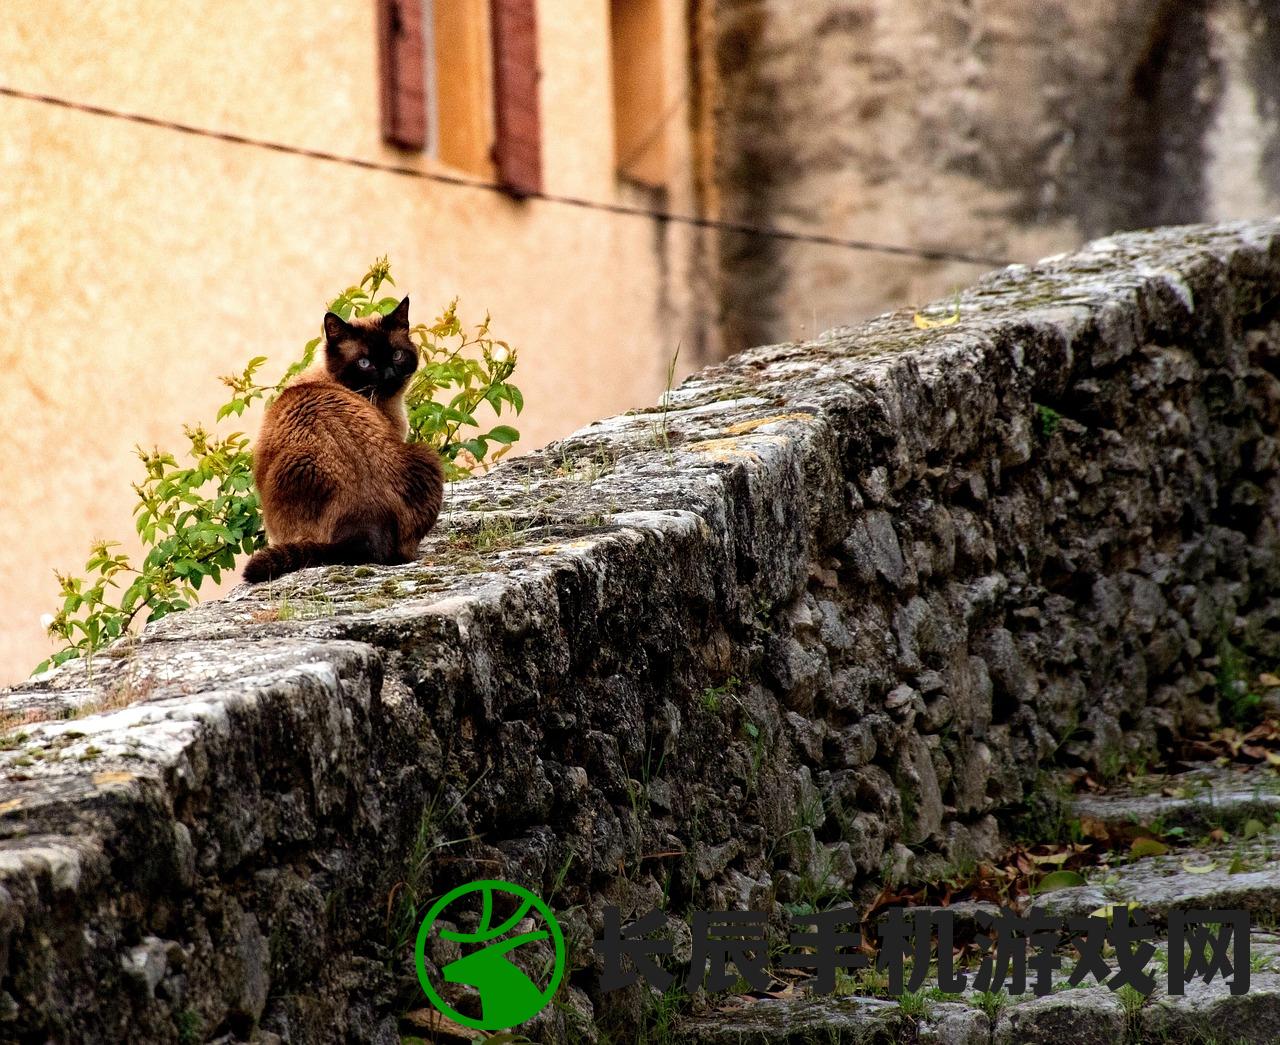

left=242, top=538, right=376, bottom=583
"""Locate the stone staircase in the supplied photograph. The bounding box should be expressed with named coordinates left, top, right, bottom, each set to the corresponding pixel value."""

left=676, top=760, right=1280, bottom=1045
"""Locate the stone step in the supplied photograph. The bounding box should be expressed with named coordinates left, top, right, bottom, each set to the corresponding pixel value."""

left=677, top=764, right=1280, bottom=1044
left=675, top=996, right=905, bottom=1045
left=1071, top=763, right=1280, bottom=836
left=674, top=939, right=1280, bottom=1044
left=1035, top=839, right=1280, bottom=924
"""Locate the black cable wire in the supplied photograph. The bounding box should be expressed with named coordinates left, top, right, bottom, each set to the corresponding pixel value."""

left=616, top=84, right=692, bottom=177
left=0, top=83, right=1016, bottom=267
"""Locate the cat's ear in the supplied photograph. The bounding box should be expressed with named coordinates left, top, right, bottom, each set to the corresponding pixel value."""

left=384, top=296, right=411, bottom=330
left=323, top=312, right=350, bottom=342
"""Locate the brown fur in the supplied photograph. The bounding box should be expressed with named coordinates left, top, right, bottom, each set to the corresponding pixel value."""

left=243, top=297, right=444, bottom=583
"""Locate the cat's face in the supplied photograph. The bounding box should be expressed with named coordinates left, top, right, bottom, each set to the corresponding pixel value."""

left=323, top=296, right=418, bottom=399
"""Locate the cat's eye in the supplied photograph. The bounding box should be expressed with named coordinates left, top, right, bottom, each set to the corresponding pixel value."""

left=393, top=350, right=406, bottom=363
left=357, top=358, right=373, bottom=370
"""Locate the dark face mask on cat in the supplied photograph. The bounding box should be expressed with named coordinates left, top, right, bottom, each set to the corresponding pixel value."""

left=342, top=340, right=417, bottom=396
left=323, top=297, right=418, bottom=399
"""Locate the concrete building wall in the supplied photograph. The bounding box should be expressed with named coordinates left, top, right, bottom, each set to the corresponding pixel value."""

left=0, top=0, right=707, bottom=681
left=710, top=0, right=1280, bottom=352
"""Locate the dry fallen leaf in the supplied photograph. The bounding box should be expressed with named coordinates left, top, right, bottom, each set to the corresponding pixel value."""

left=91, top=771, right=135, bottom=787
left=1130, top=837, right=1169, bottom=858
left=1181, top=860, right=1218, bottom=874
left=402, top=1009, right=479, bottom=1041
left=1078, top=815, right=1112, bottom=842
left=0, top=798, right=22, bottom=815
left=913, top=310, right=961, bottom=329
left=1091, top=901, right=1141, bottom=923
left=1028, top=850, right=1073, bottom=866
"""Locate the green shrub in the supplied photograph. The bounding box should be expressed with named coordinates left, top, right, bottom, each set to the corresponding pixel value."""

left=1216, top=638, right=1263, bottom=727
left=1033, top=403, right=1062, bottom=439
left=37, top=259, right=522, bottom=673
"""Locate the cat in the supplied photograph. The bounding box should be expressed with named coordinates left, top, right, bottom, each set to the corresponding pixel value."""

left=242, top=296, right=444, bottom=583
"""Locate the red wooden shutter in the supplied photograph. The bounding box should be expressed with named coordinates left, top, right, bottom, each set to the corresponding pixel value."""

left=377, top=0, right=428, bottom=150
left=489, top=0, right=543, bottom=196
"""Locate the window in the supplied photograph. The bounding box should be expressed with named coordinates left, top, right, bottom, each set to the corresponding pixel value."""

left=610, top=0, right=668, bottom=187
left=377, top=0, right=541, bottom=194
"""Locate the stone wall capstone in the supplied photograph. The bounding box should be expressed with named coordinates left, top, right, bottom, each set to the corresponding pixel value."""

left=2, top=220, right=1280, bottom=1043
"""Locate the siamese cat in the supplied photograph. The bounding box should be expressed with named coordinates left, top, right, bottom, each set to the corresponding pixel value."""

left=243, top=297, right=443, bottom=582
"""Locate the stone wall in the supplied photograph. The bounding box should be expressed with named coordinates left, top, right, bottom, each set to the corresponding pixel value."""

left=709, top=0, right=1280, bottom=350
left=2, top=220, right=1280, bottom=1043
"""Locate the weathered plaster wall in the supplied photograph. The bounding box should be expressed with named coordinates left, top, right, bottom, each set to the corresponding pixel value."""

left=710, top=0, right=1280, bottom=350
left=2, top=220, right=1280, bottom=1042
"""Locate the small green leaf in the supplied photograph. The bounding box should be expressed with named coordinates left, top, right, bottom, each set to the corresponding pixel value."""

left=1033, top=870, right=1087, bottom=894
